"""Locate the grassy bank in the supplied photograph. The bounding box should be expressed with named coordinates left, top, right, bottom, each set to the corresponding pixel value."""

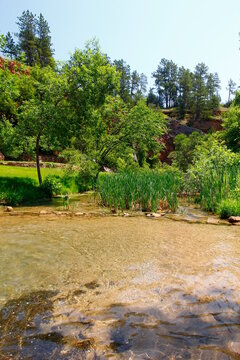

left=0, top=177, right=47, bottom=205
left=0, top=165, right=63, bottom=180
left=0, top=165, right=79, bottom=205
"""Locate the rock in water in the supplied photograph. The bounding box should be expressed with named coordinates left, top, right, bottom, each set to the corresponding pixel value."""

left=146, top=212, right=161, bottom=218
left=228, top=341, right=240, bottom=354
left=207, top=217, right=219, bottom=225
left=5, top=206, right=13, bottom=212
left=228, top=216, right=240, bottom=224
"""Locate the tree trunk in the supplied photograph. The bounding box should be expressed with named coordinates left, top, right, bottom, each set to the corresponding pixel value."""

left=36, top=130, right=42, bottom=185
left=228, top=88, right=231, bottom=103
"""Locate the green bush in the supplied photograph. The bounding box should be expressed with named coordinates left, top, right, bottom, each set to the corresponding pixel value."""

left=75, top=160, right=99, bottom=192
left=40, top=175, right=62, bottom=197
left=185, top=138, right=240, bottom=211
left=218, top=198, right=240, bottom=219
left=0, top=177, right=45, bottom=205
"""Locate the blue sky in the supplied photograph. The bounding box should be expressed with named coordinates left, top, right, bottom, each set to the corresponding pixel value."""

left=1, top=0, right=239, bottom=101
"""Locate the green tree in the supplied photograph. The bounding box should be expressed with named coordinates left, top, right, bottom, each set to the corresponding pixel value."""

left=0, top=32, right=19, bottom=59
left=140, top=73, right=148, bottom=96
left=171, top=131, right=205, bottom=171
left=191, top=63, right=209, bottom=120
left=222, top=99, right=240, bottom=152
left=206, top=72, right=221, bottom=112
left=17, top=10, right=37, bottom=66
left=226, top=78, right=237, bottom=103
left=96, top=97, right=166, bottom=168
left=153, top=58, right=178, bottom=108
left=0, top=118, right=21, bottom=158
left=65, top=40, right=120, bottom=153
left=178, top=67, right=193, bottom=118
left=130, top=70, right=140, bottom=98
left=113, top=59, right=131, bottom=101
left=0, top=67, right=20, bottom=120
left=147, top=87, right=159, bottom=107
left=18, top=66, right=71, bottom=184
left=36, top=13, right=54, bottom=67
left=0, top=34, right=6, bottom=48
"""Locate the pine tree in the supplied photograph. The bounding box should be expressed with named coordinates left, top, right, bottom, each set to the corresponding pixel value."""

left=153, top=59, right=178, bottom=108
left=36, top=13, right=54, bottom=67
left=1, top=32, right=19, bottom=59
left=130, top=70, right=141, bottom=98
left=17, top=10, right=37, bottom=66
left=113, top=59, right=131, bottom=102
left=178, top=67, right=193, bottom=118
left=226, top=79, right=236, bottom=103
left=140, top=73, right=148, bottom=96
left=147, top=88, right=159, bottom=106
left=191, top=63, right=209, bottom=120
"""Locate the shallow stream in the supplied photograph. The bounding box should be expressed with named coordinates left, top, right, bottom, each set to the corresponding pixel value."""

left=0, top=198, right=240, bottom=359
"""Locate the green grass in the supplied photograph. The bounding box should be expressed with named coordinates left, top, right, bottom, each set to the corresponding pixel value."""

left=0, top=166, right=79, bottom=205
left=217, top=198, right=240, bottom=219
left=0, top=177, right=47, bottom=205
left=199, top=164, right=240, bottom=212
left=0, top=165, right=63, bottom=181
left=97, top=169, right=182, bottom=212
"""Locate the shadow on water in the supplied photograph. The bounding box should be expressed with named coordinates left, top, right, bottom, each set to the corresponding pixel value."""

left=1, top=287, right=240, bottom=359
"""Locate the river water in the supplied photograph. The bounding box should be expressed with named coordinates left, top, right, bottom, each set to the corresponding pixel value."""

left=0, top=207, right=240, bottom=359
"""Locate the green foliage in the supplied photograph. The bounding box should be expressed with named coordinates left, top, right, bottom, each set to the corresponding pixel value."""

left=66, top=40, right=120, bottom=115
left=153, top=58, right=178, bottom=108
left=0, top=34, right=6, bottom=48
left=40, top=175, right=62, bottom=197
left=185, top=137, right=240, bottom=211
left=222, top=102, right=240, bottom=152
left=0, top=68, right=20, bottom=119
left=36, top=13, right=54, bottom=67
left=171, top=131, right=205, bottom=172
left=96, top=97, right=166, bottom=168
left=18, top=65, right=71, bottom=183
left=1, top=32, right=18, bottom=59
left=97, top=169, right=182, bottom=212
left=60, top=149, right=99, bottom=192
left=113, top=59, right=147, bottom=102
left=0, top=177, right=45, bottom=205
left=1, top=11, right=54, bottom=67
left=218, top=198, right=240, bottom=219
left=226, top=79, right=236, bottom=103
left=152, top=60, right=220, bottom=119
left=0, top=118, right=21, bottom=158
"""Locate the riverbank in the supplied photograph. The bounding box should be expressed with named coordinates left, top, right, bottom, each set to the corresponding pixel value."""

left=0, top=194, right=232, bottom=226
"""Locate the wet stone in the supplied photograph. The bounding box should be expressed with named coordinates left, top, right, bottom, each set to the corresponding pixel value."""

left=39, top=210, right=48, bottom=215
left=207, top=217, right=219, bottom=225
left=228, top=341, right=240, bottom=354
left=5, top=206, right=14, bottom=212
left=146, top=212, right=162, bottom=218
left=85, top=281, right=100, bottom=290
left=72, top=289, right=86, bottom=296
left=228, top=216, right=240, bottom=224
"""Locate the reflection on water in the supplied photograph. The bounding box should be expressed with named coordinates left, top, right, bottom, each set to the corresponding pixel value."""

left=0, top=215, right=240, bottom=359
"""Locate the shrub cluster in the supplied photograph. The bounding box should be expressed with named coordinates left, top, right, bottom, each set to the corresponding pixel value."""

left=0, top=175, right=62, bottom=206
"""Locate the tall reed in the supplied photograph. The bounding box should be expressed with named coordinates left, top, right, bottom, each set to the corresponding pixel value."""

left=199, top=163, right=240, bottom=212
left=97, top=169, right=181, bottom=212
